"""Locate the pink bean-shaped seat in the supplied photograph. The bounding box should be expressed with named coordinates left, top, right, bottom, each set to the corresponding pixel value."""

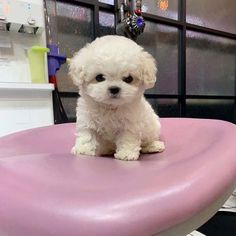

left=0, top=118, right=236, bottom=236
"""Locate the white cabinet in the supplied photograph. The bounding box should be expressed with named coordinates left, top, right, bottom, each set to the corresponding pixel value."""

left=0, top=83, right=54, bottom=137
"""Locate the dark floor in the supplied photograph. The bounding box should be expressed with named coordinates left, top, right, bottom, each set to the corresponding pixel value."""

left=197, top=212, right=236, bottom=236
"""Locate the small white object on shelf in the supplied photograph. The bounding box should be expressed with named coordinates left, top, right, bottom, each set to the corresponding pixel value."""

left=187, top=230, right=206, bottom=236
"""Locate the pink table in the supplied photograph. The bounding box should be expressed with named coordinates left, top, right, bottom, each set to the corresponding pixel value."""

left=0, top=118, right=236, bottom=236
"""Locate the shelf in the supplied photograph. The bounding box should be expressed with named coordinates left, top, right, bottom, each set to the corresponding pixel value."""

left=0, top=82, right=54, bottom=91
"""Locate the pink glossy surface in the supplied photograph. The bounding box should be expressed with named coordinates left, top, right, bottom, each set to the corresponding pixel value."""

left=0, top=118, right=236, bottom=236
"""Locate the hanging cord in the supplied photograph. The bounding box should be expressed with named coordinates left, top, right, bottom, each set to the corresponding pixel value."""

left=117, top=0, right=145, bottom=41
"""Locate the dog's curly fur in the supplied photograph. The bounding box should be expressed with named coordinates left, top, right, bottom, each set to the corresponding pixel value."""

left=69, top=35, right=165, bottom=161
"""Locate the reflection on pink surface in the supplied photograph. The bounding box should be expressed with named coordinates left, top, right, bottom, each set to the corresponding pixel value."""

left=0, top=118, right=236, bottom=236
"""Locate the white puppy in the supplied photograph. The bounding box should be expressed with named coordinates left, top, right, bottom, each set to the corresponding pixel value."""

left=69, top=35, right=165, bottom=161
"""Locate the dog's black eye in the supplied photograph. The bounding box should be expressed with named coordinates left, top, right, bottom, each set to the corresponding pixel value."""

left=95, top=74, right=106, bottom=82
left=123, top=75, right=133, bottom=84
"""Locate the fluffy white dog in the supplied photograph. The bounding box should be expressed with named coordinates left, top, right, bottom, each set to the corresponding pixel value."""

left=69, top=35, right=165, bottom=161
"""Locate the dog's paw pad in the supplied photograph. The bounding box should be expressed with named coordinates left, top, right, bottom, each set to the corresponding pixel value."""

left=141, top=141, right=165, bottom=153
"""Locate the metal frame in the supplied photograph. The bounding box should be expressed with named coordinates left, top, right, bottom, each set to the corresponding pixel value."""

left=57, top=0, right=236, bottom=122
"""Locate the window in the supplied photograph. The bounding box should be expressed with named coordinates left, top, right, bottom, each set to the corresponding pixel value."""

left=47, top=0, right=236, bottom=123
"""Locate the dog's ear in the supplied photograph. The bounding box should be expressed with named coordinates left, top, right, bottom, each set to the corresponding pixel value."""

left=140, top=51, right=157, bottom=89
left=69, top=46, right=89, bottom=87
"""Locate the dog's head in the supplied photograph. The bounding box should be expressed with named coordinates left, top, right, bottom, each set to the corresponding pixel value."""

left=69, top=35, right=157, bottom=106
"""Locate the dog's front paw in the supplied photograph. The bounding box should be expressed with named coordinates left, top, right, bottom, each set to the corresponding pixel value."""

left=71, top=143, right=96, bottom=156
left=114, top=150, right=140, bottom=161
left=141, top=141, right=165, bottom=153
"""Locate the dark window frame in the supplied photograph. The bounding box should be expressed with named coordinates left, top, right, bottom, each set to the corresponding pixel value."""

left=56, top=0, right=236, bottom=122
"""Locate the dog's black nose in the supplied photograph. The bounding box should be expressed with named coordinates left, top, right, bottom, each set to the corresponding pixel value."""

left=109, top=86, right=120, bottom=95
